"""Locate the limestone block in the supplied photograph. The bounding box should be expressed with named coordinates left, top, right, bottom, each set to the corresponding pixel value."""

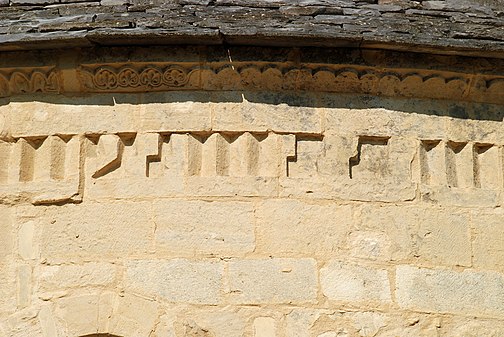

left=444, top=117, right=504, bottom=144
left=124, top=259, right=223, bottom=304
left=414, top=207, right=471, bottom=267
left=0, top=263, right=17, bottom=313
left=184, top=176, right=279, bottom=197
left=0, top=205, right=13, bottom=262
left=85, top=132, right=290, bottom=199
left=441, top=317, right=504, bottom=337
left=40, top=202, right=155, bottom=263
left=285, top=309, right=428, bottom=337
left=472, top=209, right=504, bottom=272
left=420, top=185, right=500, bottom=207
left=170, top=307, right=250, bottom=337
left=325, top=108, right=446, bottom=140
left=357, top=205, right=471, bottom=267
left=356, top=204, right=417, bottom=262
left=281, top=135, right=416, bottom=200
left=16, top=264, right=31, bottom=308
left=255, top=199, right=352, bottom=256
left=320, top=261, right=392, bottom=305
left=5, top=308, right=43, bottom=337
left=38, top=305, right=58, bottom=337
left=227, top=258, right=317, bottom=304
left=212, top=101, right=322, bottom=134
left=18, top=220, right=36, bottom=260
left=395, top=265, right=504, bottom=318
left=54, top=293, right=100, bottom=336
left=280, top=177, right=416, bottom=203
left=140, top=96, right=212, bottom=132
left=153, top=200, right=255, bottom=256
left=7, top=98, right=140, bottom=137
left=39, top=262, right=117, bottom=291
left=107, top=293, right=160, bottom=337
left=254, top=317, right=277, bottom=337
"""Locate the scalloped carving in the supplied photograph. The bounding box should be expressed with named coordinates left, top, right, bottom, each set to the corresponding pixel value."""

left=0, top=69, right=59, bottom=97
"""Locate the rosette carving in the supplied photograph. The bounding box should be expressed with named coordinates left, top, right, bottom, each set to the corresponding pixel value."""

left=94, top=69, right=118, bottom=89
left=117, top=68, right=140, bottom=87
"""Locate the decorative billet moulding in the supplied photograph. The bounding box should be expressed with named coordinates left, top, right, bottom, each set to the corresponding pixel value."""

left=0, top=61, right=502, bottom=105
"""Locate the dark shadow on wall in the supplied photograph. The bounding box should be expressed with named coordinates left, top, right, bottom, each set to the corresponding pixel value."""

left=0, top=90, right=503, bottom=122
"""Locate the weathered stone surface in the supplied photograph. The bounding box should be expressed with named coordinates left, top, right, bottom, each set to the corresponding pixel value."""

left=153, top=200, right=255, bottom=256
left=472, top=209, right=504, bottom=272
left=39, top=262, right=117, bottom=291
left=396, top=265, right=504, bottom=318
left=256, top=199, right=352, bottom=256
left=0, top=206, right=13, bottom=263
left=125, top=259, right=223, bottom=304
left=320, top=261, right=392, bottom=305
left=227, top=258, right=317, bottom=304
left=357, top=205, right=472, bottom=267
left=40, top=202, right=155, bottom=263
left=212, top=101, right=322, bottom=134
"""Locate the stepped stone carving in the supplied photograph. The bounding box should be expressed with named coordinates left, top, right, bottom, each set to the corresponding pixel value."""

left=86, top=132, right=297, bottom=179
left=349, top=136, right=391, bottom=180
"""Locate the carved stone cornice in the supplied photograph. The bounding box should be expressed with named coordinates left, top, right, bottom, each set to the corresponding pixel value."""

left=0, top=53, right=503, bottom=105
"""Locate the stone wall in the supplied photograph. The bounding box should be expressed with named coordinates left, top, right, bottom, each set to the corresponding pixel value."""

left=0, top=47, right=503, bottom=336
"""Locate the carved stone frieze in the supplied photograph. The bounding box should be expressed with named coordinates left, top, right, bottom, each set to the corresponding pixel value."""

left=74, top=62, right=504, bottom=105
left=0, top=68, right=60, bottom=97
left=79, top=65, right=192, bottom=91
left=0, top=56, right=501, bottom=105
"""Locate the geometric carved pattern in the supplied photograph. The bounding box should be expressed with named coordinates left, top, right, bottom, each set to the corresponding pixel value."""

left=87, top=132, right=297, bottom=179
